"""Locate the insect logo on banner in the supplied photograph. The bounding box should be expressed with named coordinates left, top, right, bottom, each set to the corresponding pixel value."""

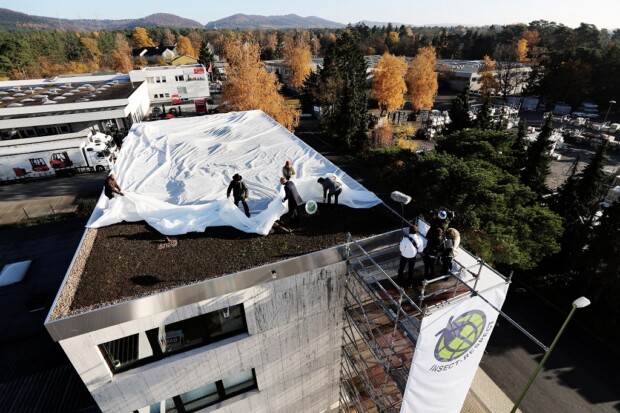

left=434, top=310, right=487, bottom=362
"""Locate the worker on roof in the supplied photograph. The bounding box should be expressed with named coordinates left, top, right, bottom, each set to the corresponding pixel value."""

left=282, top=160, right=296, bottom=180
left=281, top=176, right=303, bottom=227
left=227, top=173, right=250, bottom=218
left=104, top=173, right=124, bottom=200
left=317, top=176, right=343, bottom=205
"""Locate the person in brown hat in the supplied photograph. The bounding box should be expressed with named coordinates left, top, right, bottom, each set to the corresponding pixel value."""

left=227, top=173, right=250, bottom=217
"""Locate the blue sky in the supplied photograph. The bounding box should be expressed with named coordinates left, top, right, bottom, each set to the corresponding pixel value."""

left=1, top=0, right=618, bottom=29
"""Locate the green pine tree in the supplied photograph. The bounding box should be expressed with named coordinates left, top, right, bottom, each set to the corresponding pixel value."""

left=580, top=201, right=620, bottom=309
left=447, top=87, right=473, bottom=133
left=574, top=142, right=608, bottom=220
left=474, top=95, right=493, bottom=130
left=509, top=120, right=528, bottom=174
left=318, top=33, right=368, bottom=149
left=198, top=41, right=219, bottom=81
left=521, top=116, right=554, bottom=196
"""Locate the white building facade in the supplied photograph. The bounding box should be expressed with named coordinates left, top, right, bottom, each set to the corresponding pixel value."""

left=46, top=235, right=348, bottom=413
left=129, top=65, right=210, bottom=104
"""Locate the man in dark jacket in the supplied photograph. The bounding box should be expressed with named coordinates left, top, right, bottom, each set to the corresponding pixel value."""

left=423, top=227, right=444, bottom=279
left=281, top=177, right=303, bottom=226
left=227, top=173, right=250, bottom=217
left=317, top=176, right=342, bottom=205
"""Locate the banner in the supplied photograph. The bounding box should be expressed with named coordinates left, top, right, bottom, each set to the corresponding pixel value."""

left=400, top=283, right=509, bottom=413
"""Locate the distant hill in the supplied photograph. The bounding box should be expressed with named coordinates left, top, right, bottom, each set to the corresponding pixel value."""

left=205, top=13, right=344, bottom=29
left=0, top=8, right=204, bottom=31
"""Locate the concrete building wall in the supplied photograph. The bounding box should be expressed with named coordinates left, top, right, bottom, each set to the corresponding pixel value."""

left=59, top=262, right=346, bottom=412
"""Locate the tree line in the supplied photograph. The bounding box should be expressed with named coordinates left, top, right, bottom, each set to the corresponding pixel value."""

left=1, top=20, right=619, bottom=110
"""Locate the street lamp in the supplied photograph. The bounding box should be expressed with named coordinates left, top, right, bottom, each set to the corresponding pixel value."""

left=510, top=297, right=591, bottom=413
left=603, top=100, right=616, bottom=125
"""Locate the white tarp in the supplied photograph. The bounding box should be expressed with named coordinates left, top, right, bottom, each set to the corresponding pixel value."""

left=87, top=110, right=381, bottom=236
left=400, top=283, right=509, bottom=413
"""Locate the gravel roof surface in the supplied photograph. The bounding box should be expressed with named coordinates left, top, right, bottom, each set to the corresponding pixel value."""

left=54, top=204, right=397, bottom=318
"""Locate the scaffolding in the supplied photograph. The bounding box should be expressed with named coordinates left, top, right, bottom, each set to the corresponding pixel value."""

left=338, top=220, right=514, bottom=413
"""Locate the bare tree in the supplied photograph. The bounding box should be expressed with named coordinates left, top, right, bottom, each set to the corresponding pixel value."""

left=494, top=45, right=530, bottom=100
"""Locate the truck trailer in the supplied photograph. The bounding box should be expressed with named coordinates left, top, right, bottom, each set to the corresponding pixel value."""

left=0, top=131, right=116, bottom=183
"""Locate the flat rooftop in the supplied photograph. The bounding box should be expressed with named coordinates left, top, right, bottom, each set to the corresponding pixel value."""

left=0, top=75, right=139, bottom=110
left=49, top=204, right=397, bottom=320
left=47, top=110, right=394, bottom=332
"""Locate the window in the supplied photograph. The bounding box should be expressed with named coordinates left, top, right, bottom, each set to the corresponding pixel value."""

left=147, top=77, right=155, bottom=84
left=137, top=369, right=258, bottom=413
left=165, top=93, right=170, bottom=98
left=99, top=304, right=247, bottom=373
left=175, top=75, right=186, bottom=82
left=154, top=94, right=159, bottom=99
left=177, top=87, right=187, bottom=94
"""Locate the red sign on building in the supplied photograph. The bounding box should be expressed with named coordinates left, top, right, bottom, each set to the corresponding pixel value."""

left=194, top=67, right=205, bottom=74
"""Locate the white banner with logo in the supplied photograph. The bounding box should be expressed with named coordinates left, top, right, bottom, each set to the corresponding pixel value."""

left=400, top=283, right=509, bottom=413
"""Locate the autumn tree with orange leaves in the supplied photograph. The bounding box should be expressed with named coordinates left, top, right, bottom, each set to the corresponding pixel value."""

left=516, top=38, right=528, bottom=62
left=223, top=36, right=299, bottom=131
left=132, top=27, right=154, bottom=48
left=283, top=34, right=312, bottom=89
left=176, top=35, right=197, bottom=57
left=112, top=33, right=133, bottom=73
left=405, top=46, right=438, bottom=111
left=479, top=55, right=499, bottom=97
left=372, top=53, right=408, bottom=116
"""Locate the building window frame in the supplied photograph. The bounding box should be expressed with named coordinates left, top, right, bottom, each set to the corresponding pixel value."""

left=134, top=369, right=258, bottom=413
left=99, top=304, right=248, bottom=374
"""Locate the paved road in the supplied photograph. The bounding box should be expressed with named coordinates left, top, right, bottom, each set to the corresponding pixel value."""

left=0, top=172, right=105, bottom=225
left=481, top=285, right=620, bottom=413
left=0, top=171, right=105, bottom=201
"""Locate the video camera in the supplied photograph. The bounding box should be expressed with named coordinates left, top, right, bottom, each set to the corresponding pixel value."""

left=430, top=209, right=455, bottom=220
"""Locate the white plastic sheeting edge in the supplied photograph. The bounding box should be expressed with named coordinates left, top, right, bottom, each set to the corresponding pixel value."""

left=87, top=110, right=381, bottom=236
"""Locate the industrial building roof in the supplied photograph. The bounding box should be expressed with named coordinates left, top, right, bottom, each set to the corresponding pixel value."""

left=0, top=74, right=139, bottom=110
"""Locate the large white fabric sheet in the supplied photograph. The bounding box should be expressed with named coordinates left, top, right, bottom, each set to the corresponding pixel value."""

left=87, top=110, right=381, bottom=235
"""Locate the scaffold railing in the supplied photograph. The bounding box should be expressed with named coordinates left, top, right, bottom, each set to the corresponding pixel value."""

left=338, top=227, right=512, bottom=413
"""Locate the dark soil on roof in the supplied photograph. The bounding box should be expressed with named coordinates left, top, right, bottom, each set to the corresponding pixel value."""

left=70, top=204, right=398, bottom=312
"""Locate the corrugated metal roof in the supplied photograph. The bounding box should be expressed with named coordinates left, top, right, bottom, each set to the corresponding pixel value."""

left=0, top=108, right=127, bottom=129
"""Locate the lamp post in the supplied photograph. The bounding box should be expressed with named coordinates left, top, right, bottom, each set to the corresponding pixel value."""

left=510, top=297, right=591, bottom=413
left=603, top=100, right=616, bottom=125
